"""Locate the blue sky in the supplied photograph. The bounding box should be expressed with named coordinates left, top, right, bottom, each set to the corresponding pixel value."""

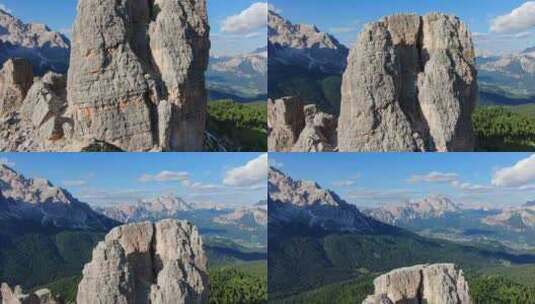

left=270, top=153, right=535, bottom=208
left=270, top=0, right=535, bottom=54
left=0, top=0, right=267, bottom=56
left=0, top=153, right=267, bottom=208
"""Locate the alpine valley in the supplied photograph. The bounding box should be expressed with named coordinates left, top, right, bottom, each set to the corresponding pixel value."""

left=268, top=167, right=535, bottom=304
left=0, top=164, right=267, bottom=303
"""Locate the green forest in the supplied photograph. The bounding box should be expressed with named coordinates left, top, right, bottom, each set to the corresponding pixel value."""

left=474, top=106, right=535, bottom=151
left=207, top=100, right=267, bottom=152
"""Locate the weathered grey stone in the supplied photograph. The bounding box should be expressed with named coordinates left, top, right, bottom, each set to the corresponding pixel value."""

left=67, top=0, right=210, bottom=152
left=338, top=13, right=477, bottom=152
left=0, top=283, right=61, bottom=304
left=292, top=104, right=337, bottom=152
left=18, top=72, right=68, bottom=141
left=362, top=264, right=471, bottom=304
left=0, top=58, right=33, bottom=116
left=268, top=96, right=305, bottom=152
left=77, top=220, right=208, bottom=304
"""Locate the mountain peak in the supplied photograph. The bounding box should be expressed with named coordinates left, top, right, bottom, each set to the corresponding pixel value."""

left=268, top=167, right=343, bottom=207
left=269, top=168, right=382, bottom=232
left=268, top=10, right=349, bottom=74
left=0, top=166, right=117, bottom=230
left=0, top=9, right=70, bottom=75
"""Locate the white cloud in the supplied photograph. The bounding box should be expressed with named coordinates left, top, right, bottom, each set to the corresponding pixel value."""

left=138, top=171, right=189, bottom=183
left=491, top=1, right=535, bottom=33
left=408, top=171, right=459, bottom=183
left=451, top=180, right=492, bottom=193
left=63, top=180, right=87, bottom=187
left=221, top=2, right=267, bottom=34
left=332, top=180, right=356, bottom=187
left=0, top=157, right=15, bottom=167
left=492, top=154, right=535, bottom=187
left=224, top=153, right=267, bottom=187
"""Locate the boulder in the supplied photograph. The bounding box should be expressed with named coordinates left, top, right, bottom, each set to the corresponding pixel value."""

left=77, top=219, right=208, bottom=304
left=338, top=14, right=478, bottom=152
left=268, top=96, right=305, bottom=151
left=362, top=264, right=471, bottom=304
left=292, top=104, right=337, bottom=152
left=0, top=283, right=61, bottom=304
left=0, top=58, right=33, bottom=116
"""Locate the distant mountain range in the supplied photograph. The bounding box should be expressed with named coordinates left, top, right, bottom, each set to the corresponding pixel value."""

left=365, top=196, right=462, bottom=225
left=268, top=168, right=535, bottom=301
left=477, top=48, right=535, bottom=104
left=207, top=47, right=267, bottom=102
left=0, top=9, right=70, bottom=75
left=366, top=196, right=535, bottom=250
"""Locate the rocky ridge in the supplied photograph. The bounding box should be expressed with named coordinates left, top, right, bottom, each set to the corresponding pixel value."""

left=363, top=264, right=471, bottom=304
left=0, top=164, right=117, bottom=230
left=268, top=10, right=348, bottom=74
left=213, top=204, right=268, bottom=228
left=0, top=9, right=70, bottom=75
left=77, top=219, right=208, bottom=304
left=268, top=167, right=377, bottom=232
left=366, top=196, right=462, bottom=225
left=338, top=13, right=478, bottom=152
left=482, top=204, right=535, bottom=231
left=268, top=96, right=336, bottom=152
left=1, top=0, right=210, bottom=152
left=98, top=195, right=196, bottom=223
left=478, top=47, right=535, bottom=97
left=0, top=283, right=61, bottom=304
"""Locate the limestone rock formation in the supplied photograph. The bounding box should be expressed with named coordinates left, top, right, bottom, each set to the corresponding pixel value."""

left=268, top=96, right=305, bottom=151
left=0, top=9, right=70, bottom=75
left=67, top=0, right=210, bottom=152
left=0, top=283, right=61, bottom=304
left=362, top=264, right=471, bottom=304
left=268, top=97, right=336, bottom=152
left=0, top=59, right=33, bottom=116
left=338, top=14, right=478, bottom=152
left=292, top=104, right=337, bottom=152
left=76, top=220, right=208, bottom=304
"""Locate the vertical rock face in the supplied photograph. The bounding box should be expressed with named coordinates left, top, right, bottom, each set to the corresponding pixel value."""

left=362, top=264, right=471, bottom=304
left=76, top=220, right=208, bottom=304
left=338, top=14, right=478, bottom=152
left=0, top=59, right=33, bottom=116
left=67, top=0, right=209, bottom=151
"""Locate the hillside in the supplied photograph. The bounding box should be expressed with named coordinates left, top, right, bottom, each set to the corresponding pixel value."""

left=268, top=169, right=535, bottom=302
